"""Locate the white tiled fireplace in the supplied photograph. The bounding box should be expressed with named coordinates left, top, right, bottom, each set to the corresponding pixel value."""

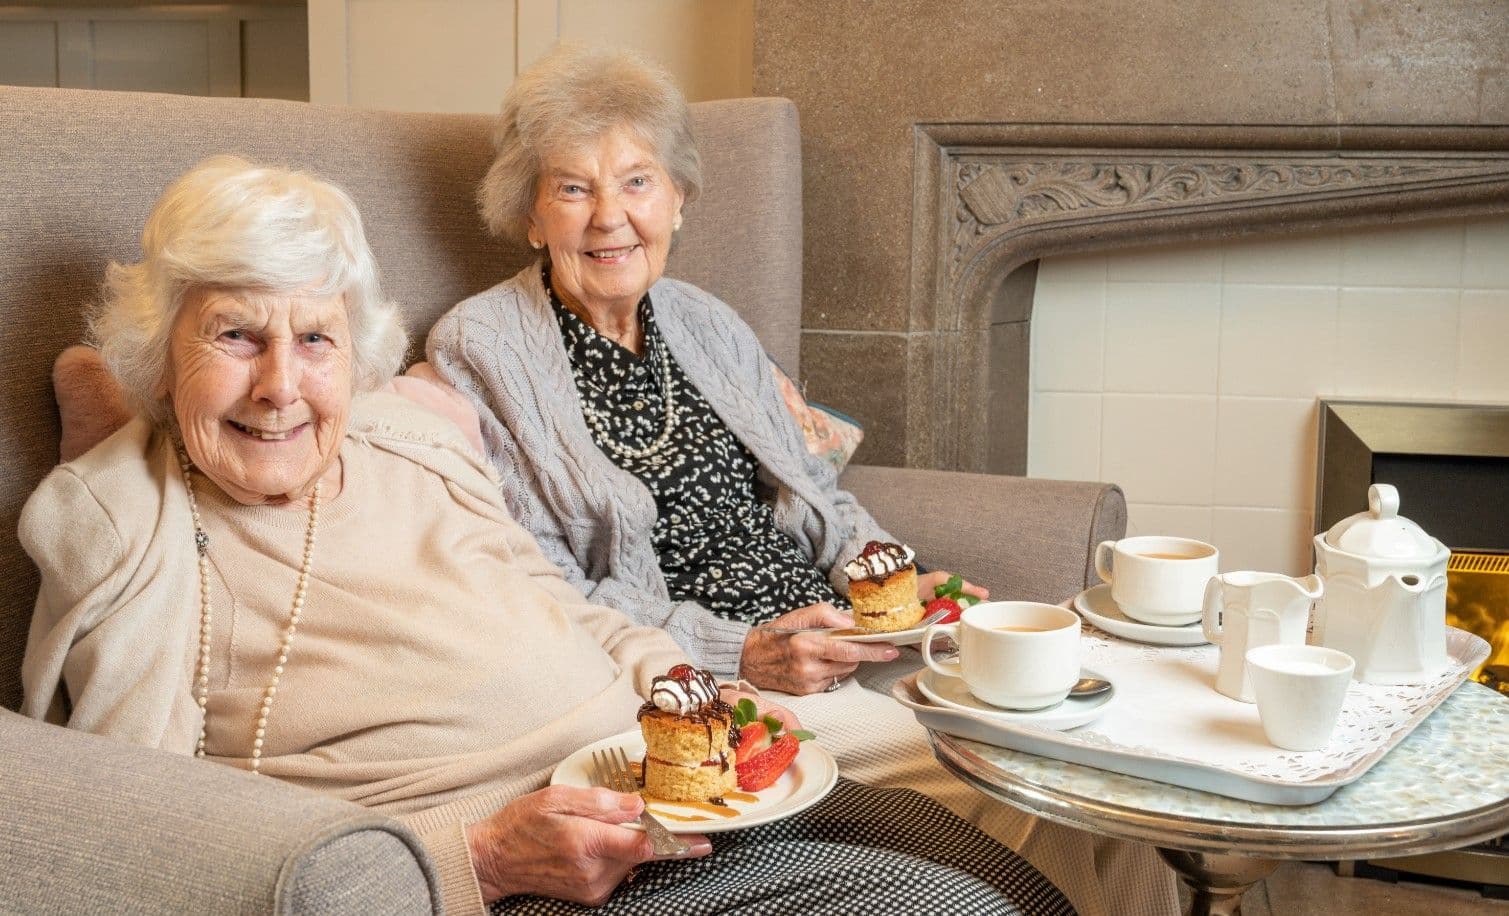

left=1028, top=215, right=1509, bottom=575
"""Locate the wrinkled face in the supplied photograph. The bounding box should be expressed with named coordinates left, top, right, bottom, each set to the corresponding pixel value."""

left=164, top=288, right=353, bottom=506
left=529, top=125, right=684, bottom=316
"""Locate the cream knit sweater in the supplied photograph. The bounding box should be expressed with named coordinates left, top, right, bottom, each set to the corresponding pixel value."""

left=20, top=393, right=686, bottom=915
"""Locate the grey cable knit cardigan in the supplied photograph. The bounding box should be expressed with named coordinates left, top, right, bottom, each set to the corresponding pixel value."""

left=426, top=263, right=892, bottom=677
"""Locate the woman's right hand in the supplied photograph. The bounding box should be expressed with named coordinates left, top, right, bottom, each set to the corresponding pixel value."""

left=465, top=786, right=711, bottom=905
left=740, top=602, right=899, bottom=695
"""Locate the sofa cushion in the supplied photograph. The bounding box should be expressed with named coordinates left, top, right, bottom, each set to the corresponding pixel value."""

left=771, top=362, right=864, bottom=472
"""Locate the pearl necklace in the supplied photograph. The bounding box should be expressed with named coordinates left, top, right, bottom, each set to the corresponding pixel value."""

left=577, top=332, right=681, bottom=462
left=179, top=451, right=321, bottom=775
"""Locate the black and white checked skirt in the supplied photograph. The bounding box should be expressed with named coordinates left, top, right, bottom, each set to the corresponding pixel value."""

left=493, top=778, right=1075, bottom=915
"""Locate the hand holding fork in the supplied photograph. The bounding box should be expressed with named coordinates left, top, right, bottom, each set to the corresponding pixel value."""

left=591, top=746, right=691, bottom=857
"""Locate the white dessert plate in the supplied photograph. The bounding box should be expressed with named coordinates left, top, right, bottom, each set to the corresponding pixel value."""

left=1072, top=584, right=1210, bottom=647
left=551, top=729, right=838, bottom=834
left=786, top=608, right=948, bottom=646
left=915, top=666, right=1117, bottom=731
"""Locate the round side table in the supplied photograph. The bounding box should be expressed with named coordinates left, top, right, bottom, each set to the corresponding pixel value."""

left=927, top=682, right=1509, bottom=916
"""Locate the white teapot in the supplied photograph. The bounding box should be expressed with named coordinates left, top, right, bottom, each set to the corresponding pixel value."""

left=1312, top=483, right=1450, bottom=684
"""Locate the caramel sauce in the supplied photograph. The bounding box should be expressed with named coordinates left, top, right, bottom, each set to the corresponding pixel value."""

left=649, top=799, right=740, bottom=820
left=657, top=812, right=715, bottom=823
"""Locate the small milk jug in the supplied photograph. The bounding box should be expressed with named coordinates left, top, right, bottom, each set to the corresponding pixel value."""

left=1202, top=572, right=1324, bottom=702
left=1312, top=484, right=1450, bottom=685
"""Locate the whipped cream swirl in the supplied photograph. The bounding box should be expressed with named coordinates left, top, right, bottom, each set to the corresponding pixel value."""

left=844, top=540, right=915, bottom=581
left=650, top=666, right=720, bottom=715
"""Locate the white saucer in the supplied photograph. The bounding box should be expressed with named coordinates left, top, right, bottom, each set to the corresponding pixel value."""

left=1072, top=584, right=1211, bottom=647
left=915, top=666, right=1117, bottom=731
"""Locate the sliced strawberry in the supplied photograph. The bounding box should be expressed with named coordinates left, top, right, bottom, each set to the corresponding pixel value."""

left=734, top=720, right=771, bottom=763
left=925, top=596, right=963, bottom=624
left=736, top=733, right=800, bottom=792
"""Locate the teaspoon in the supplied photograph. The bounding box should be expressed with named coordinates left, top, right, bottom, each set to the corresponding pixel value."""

left=1069, top=676, right=1113, bottom=698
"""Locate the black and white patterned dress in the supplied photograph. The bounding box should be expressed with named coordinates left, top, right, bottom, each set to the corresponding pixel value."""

left=493, top=778, right=1074, bottom=915
left=550, top=273, right=846, bottom=626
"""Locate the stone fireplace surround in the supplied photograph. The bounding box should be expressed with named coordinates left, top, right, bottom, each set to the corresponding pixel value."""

left=754, top=0, right=1509, bottom=476
left=917, top=123, right=1509, bottom=475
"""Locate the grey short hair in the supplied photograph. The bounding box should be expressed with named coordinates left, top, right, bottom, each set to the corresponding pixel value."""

left=478, top=44, right=703, bottom=244
left=91, top=155, right=407, bottom=423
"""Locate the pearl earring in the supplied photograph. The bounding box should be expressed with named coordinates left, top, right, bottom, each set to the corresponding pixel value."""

left=530, top=238, right=543, bottom=249
left=673, top=215, right=683, bottom=231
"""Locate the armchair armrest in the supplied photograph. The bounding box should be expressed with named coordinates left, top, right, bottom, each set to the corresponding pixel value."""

left=839, top=465, right=1126, bottom=604
left=0, top=710, right=440, bottom=914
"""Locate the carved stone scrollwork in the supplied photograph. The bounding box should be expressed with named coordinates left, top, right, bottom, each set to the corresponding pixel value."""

left=950, top=158, right=1503, bottom=284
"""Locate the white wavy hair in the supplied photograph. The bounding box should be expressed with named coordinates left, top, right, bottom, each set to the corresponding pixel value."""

left=478, top=44, right=703, bottom=244
left=91, top=155, right=407, bottom=423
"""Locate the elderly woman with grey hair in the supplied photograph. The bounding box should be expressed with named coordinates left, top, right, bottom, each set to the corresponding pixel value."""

left=426, top=43, right=988, bottom=699
left=22, top=156, right=1076, bottom=916
left=425, top=46, right=1176, bottom=916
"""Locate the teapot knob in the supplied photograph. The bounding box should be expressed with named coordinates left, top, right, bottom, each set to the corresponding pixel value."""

left=1368, top=483, right=1400, bottom=520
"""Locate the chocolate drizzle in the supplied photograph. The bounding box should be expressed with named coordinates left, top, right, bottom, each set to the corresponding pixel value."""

left=846, top=540, right=916, bottom=583
left=637, top=696, right=738, bottom=752
left=637, top=664, right=738, bottom=758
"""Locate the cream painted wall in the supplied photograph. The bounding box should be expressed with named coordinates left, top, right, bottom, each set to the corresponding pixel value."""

left=308, top=0, right=754, bottom=113
left=0, top=4, right=308, bottom=99
left=1027, top=215, right=1509, bottom=578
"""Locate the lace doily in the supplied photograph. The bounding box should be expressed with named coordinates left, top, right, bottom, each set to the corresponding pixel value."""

left=1017, top=626, right=1483, bottom=785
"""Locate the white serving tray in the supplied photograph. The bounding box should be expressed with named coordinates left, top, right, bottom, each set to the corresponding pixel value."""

left=895, top=627, right=1489, bottom=806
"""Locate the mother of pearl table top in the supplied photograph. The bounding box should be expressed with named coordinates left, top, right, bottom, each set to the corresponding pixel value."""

left=931, top=682, right=1509, bottom=859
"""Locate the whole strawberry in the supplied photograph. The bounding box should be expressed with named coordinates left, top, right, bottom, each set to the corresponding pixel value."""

left=924, top=596, right=963, bottom=624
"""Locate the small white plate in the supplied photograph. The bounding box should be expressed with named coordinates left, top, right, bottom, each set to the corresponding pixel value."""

left=550, top=730, right=838, bottom=833
left=1072, top=584, right=1211, bottom=647
left=826, top=608, right=948, bottom=646
left=915, top=666, right=1117, bottom=731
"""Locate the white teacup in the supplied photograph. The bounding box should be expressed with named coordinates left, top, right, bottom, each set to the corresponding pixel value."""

left=1246, top=644, right=1355, bottom=751
left=1094, top=536, right=1219, bottom=626
left=921, top=601, right=1081, bottom=710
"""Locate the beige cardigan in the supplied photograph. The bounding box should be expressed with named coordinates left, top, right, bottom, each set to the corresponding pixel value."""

left=19, top=393, right=687, bottom=914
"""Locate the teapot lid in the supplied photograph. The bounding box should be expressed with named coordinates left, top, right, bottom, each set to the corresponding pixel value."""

left=1323, top=484, right=1439, bottom=559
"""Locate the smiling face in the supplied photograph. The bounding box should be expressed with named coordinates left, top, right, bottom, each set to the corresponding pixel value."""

left=529, top=125, right=684, bottom=317
left=164, top=288, right=353, bottom=506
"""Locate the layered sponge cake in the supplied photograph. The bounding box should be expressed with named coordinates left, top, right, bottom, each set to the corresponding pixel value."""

left=638, top=665, right=737, bottom=802
left=846, top=540, right=923, bottom=632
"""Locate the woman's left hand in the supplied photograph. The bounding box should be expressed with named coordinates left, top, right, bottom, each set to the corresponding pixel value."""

left=719, top=686, right=801, bottom=732
left=917, top=571, right=989, bottom=603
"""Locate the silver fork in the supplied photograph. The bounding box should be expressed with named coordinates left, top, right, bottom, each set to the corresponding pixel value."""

left=591, top=747, right=691, bottom=857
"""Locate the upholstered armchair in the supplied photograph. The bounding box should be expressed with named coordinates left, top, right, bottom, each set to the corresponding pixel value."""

left=0, top=85, right=1123, bottom=910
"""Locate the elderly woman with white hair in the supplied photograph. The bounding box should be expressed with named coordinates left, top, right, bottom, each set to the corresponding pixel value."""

left=21, top=156, right=1075, bottom=916
left=425, top=47, right=1177, bottom=916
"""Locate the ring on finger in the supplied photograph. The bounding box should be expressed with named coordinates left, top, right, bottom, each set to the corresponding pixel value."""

left=825, top=676, right=842, bottom=692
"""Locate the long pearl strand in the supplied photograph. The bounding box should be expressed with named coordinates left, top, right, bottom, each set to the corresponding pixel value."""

left=577, top=334, right=680, bottom=461
left=179, top=451, right=321, bottom=775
